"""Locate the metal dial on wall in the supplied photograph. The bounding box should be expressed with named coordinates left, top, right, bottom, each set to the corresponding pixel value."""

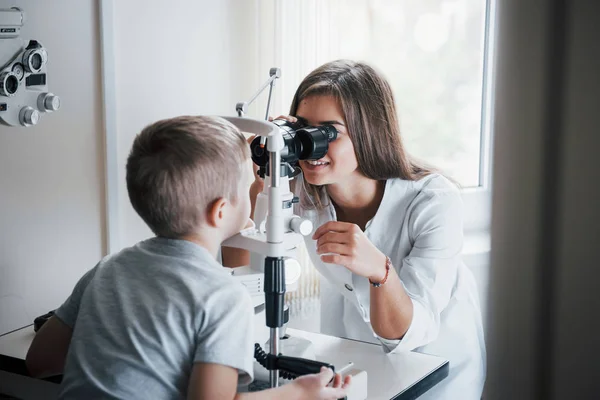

left=12, top=62, right=25, bottom=81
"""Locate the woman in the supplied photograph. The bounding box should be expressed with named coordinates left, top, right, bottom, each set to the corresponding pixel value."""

left=227, top=60, right=486, bottom=399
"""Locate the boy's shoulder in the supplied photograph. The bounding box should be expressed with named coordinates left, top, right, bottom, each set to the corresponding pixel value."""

left=101, top=237, right=242, bottom=295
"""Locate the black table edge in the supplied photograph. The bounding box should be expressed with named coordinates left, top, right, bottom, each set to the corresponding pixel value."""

left=0, top=354, right=62, bottom=384
left=392, top=360, right=449, bottom=400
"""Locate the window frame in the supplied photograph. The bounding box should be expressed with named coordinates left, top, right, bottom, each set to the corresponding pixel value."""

left=462, top=0, right=497, bottom=234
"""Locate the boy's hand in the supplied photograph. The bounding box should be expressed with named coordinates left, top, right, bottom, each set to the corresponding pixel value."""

left=290, top=367, right=351, bottom=400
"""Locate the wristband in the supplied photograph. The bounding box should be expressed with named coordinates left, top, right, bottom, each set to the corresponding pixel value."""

left=369, top=256, right=391, bottom=287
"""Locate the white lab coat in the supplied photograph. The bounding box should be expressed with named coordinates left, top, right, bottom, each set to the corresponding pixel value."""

left=295, top=174, right=486, bottom=400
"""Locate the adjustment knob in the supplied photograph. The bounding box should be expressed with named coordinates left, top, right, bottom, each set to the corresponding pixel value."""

left=289, top=216, right=313, bottom=236
left=38, top=92, right=60, bottom=112
left=19, top=106, right=40, bottom=126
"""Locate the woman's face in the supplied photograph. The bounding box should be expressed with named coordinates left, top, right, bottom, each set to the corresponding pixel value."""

left=296, top=95, right=359, bottom=186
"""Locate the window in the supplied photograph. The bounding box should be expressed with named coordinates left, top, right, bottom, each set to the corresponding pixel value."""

left=256, top=0, right=494, bottom=191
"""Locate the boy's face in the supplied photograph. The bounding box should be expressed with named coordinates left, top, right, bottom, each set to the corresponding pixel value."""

left=224, top=162, right=252, bottom=239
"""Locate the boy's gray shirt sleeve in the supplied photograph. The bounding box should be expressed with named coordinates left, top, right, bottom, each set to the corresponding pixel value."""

left=54, top=265, right=98, bottom=328
left=194, top=283, right=255, bottom=385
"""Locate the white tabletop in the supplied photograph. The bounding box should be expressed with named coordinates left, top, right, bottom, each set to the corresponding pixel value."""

left=0, top=325, right=36, bottom=359
left=0, top=326, right=448, bottom=399
left=287, top=328, right=448, bottom=400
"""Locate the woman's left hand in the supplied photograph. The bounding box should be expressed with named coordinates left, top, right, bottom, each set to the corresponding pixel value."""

left=313, top=221, right=387, bottom=282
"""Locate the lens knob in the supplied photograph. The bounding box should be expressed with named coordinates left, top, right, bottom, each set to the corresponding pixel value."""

left=38, top=93, right=61, bottom=112
left=19, top=106, right=40, bottom=126
left=289, top=216, right=313, bottom=236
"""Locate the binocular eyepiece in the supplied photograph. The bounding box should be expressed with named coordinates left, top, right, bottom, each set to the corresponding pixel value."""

left=250, top=119, right=338, bottom=168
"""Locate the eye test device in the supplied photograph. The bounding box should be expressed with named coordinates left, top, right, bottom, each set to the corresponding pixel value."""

left=0, top=7, right=60, bottom=127
left=220, top=69, right=369, bottom=397
left=249, top=118, right=338, bottom=176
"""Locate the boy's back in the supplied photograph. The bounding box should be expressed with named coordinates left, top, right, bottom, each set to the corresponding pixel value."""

left=56, top=237, right=254, bottom=399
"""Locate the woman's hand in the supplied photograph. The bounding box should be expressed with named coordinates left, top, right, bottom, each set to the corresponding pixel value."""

left=313, top=221, right=387, bottom=282
left=269, top=115, right=298, bottom=124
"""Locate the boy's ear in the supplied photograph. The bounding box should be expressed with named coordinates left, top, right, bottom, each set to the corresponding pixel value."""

left=206, top=198, right=228, bottom=228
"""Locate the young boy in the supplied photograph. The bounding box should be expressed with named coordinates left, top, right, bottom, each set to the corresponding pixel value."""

left=26, top=116, right=349, bottom=399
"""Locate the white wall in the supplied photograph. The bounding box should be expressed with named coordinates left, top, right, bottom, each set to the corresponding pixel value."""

left=0, top=0, right=260, bottom=335
left=0, top=0, right=105, bottom=335
left=113, top=0, right=259, bottom=248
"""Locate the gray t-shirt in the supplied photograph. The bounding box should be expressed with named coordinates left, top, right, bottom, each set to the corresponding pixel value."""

left=55, top=237, right=254, bottom=400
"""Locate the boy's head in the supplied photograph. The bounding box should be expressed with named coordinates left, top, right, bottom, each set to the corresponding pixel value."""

left=126, top=115, right=251, bottom=241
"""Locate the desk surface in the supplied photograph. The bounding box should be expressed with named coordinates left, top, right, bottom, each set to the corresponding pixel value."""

left=0, top=326, right=448, bottom=400
left=287, top=329, right=448, bottom=400
left=0, top=326, right=35, bottom=359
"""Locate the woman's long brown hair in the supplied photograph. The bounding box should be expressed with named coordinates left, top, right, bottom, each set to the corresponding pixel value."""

left=289, top=60, right=434, bottom=209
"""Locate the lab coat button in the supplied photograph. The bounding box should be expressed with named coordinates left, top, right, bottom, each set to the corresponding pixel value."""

left=344, top=283, right=354, bottom=291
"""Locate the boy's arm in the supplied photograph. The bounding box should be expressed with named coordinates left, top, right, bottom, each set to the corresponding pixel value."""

left=187, top=363, right=238, bottom=400
left=26, top=316, right=72, bottom=378
left=26, top=264, right=99, bottom=378
left=187, top=362, right=294, bottom=400
left=187, top=363, right=348, bottom=400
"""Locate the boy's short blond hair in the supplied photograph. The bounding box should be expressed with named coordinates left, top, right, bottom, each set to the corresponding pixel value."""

left=126, top=115, right=249, bottom=238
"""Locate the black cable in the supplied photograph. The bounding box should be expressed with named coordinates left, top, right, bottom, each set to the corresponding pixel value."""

left=254, top=343, right=297, bottom=380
